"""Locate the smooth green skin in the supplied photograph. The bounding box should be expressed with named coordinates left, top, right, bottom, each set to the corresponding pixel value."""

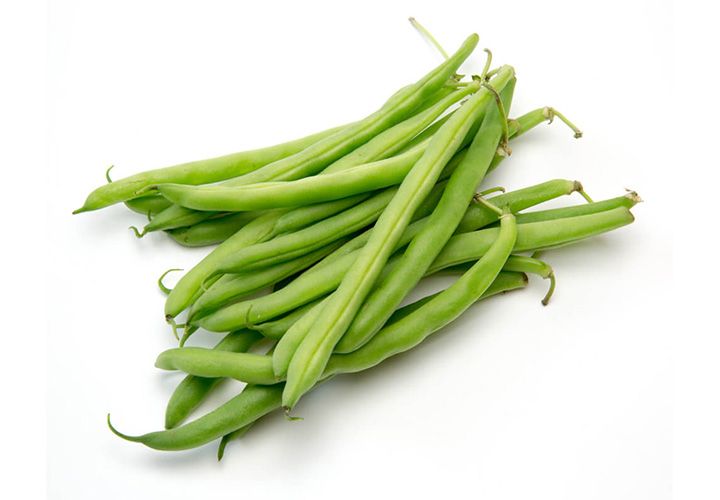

left=325, top=211, right=517, bottom=375
left=209, top=188, right=397, bottom=277
left=456, top=180, right=580, bottom=232
left=208, top=172, right=460, bottom=280
left=322, top=85, right=473, bottom=172
left=147, top=104, right=557, bottom=241
left=514, top=192, right=641, bottom=224
left=124, top=194, right=172, bottom=216
left=140, top=36, right=479, bottom=232
left=154, top=85, right=481, bottom=212
left=502, top=255, right=553, bottom=280
left=195, top=206, right=634, bottom=333
left=190, top=180, right=570, bottom=331
left=141, top=92, right=456, bottom=234
left=273, top=297, right=328, bottom=378
left=158, top=147, right=426, bottom=212
left=145, top=206, right=222, bottom=233
left=219, top=269, right=526, bottom=458
left=217, top=423, right=254, bottom=461
left=164, top=194, right=368, bottom=319
left=319, top=178, right=578, bottom=268
left=188, top=241, right=345, bottom=320
left=109, top=383, right=285, bottom=451
left=109, top=272, right=527, bottom=452
left=156, top=348, right=277, bottom=385
left=282, top=66, right=515, bottom=410
left=336, top=79, right=515, bottom=353
left=164, top=330, right=262, bottom=429
left=167, top=212, right=261, bottom=247
left=251, top=299, right=324, bottom=339
left=74, top=124, right=349, bottom=213
left=427, top=207, right=635, bottom=273
left=270, top=253, right=538, bottom=378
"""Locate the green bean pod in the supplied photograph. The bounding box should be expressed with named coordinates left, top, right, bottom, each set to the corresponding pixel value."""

left=109, top=271, right=527, bottom=452
left=336, top=78, right=515, bottom=353
left=74, top=124, right=350, bottom=213
left=325, top=210, right=518, bottom=375
left=109, top=384, right=285, bottom=451
left=156, top=148, right=425, bottom=213
left=251, top=299, right=325, bottom=339
left=514, top=191, right=641, bottom=224
left=195, top=205, right=633, bottom=333
left=124, top=194, right=172, bottom=216
left=155, top=348, right=276, bottom=385
left=164, top=194, right=368, bottom=319
left=188, top=241, right=345, bottom=320
left=220, top=269, right=528, bottom=457
left=166, top=212, right=262, bottom=247
left=155, top=84, right=481, bottom=213
left=428, top=207, right=635, bottom=273
left=140, top=36, right=479, bottom=232
left=282, top=67, right=516, bottom=410
left=164, top=330, right=262, bottom=429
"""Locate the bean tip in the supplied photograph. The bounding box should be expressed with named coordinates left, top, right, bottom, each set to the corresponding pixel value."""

left=624, top=189, right=643, bottom=204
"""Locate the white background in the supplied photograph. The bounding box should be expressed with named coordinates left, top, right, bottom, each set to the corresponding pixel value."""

left=4, top=0, right=718, bottom=498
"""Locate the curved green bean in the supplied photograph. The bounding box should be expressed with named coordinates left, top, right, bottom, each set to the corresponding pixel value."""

left=124, top=194, right=172, bottom=216
left=164, top=194, right=368, bottom=319
left=336, top=78, right=515, bottom=353
left=109, top=271, right=528, bottom=452
left=188, top=240, right=345, bottom=320
left=74, top=123, right=350, bottom=213
left=251, top=299, right=325, bottom=339
left=195, top=206, right=633, bottom=333
left=138, top=36, right=479, bottom=233
left=155, top=85, right=481, bottom=212
left=166, top=212, right=262, bottom=247
left=282, top=66, right=515, bottom=410
left=164, top=330, right=262, bottom=429
left=325, top=209, right=517, bottom=375
left=513, top=191, right=641, bottom=224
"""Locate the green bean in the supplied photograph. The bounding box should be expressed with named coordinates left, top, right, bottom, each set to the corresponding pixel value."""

left=206, top=189, right=397, bottom=279
left=109, top=271, right=527, bottom=452
left=251, top=299, right=325, bottom=339
left=124, top=194, right=172, bottom=216
left=191, top=179, right=558, bottom=331
left=188, top=240, right=345, bottom=320
left=220, top=270, right=528, bottom=458
left=155, top=348, right=276, bottom=385
left=514, top=191, right=641, bottom=224
left=73, top=124, right=351, bottom=213
left=166, top=212, right=262, bottom=247
left=326, top=210, right=517, bottom=375
left=142, top=87, right=462, bottom=230
left=164, top=194, right=368, bottom=319
left=502, top=255, right=556, bottom=305
left=109, top=383, right=285, bottom=451
left=456, top=179, right=582, bottom=232
left=217, top=424, right=254, bottom=461
left=138, top=37, right=479, bottom=233
left=271, top=254, right=540, bottom=379
left=272, top=298, right=329, bottom=378
left=427, top=207, right=635, bottom=273
left=313, top=84, right=476, bottom=173
left=195, top=206, right=633, bottom=333
left=282, top=66, right=515, bottom=410
left=156, top=148, right=426, bottom=213
left=336, top=77, right=515, bottom=353
left=164, top=330, right=262, bottom=429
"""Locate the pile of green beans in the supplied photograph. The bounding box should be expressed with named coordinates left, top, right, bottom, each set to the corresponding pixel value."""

left=75, top=24, right=640, bottom=459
